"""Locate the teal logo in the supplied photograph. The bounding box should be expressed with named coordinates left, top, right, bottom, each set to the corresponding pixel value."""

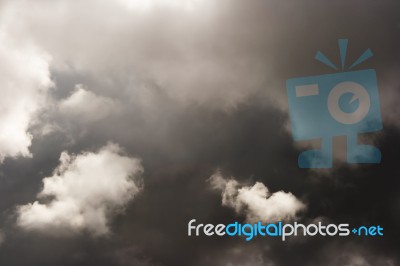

left=286, top=39, right=382, bottom=168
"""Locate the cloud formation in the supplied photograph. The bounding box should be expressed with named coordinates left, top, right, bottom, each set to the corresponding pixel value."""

left=16, top=143, right=143, bottom=236
left=59, top=84, right=119, bottom=123
left=0, top=0, right=397, bottom=265
left=1, top=0, right=278, bottom=110
left=209, top=172, right=306, bottom=223
left=0, top=34, right=52, bottom=161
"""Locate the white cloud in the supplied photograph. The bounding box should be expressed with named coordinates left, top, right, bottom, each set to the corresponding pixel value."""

left=17, top=143, right=143, bottom=236
left=59, top=84, right=119, bottom=123
left=0, top=33, right=52, bottom=161
left=118, top=0, right=202, bottom=11
left=0, top=0, right=279, bottom=110
left=209, top=172, right=306, bottom=223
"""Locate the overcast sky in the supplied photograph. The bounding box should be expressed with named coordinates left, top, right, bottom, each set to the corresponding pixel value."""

left=0, top=0, right=399, bottom=265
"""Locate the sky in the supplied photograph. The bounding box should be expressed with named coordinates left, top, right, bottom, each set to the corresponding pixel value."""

left=0, top=0, right=399, bottom=265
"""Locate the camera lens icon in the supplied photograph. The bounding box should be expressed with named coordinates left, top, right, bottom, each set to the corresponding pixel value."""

left=286, top=39, right=383, bottom=168
left=328, top=81, right=371, bottom=125
left=286, top=69, right=383, bottom=168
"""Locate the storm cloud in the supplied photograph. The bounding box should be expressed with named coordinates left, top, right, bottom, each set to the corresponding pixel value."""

left=0, top=0, right=398, bottom=265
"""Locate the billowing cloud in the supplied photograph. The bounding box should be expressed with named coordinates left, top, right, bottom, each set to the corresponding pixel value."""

left=209, top=172, right=306, bottom=223
left=0, top=33, right=52, bottom=161
left=0, top=0, right=279, bottom=110
left=59, top=84, right=119, bottom=123
left=16, top=143, right=143, bottom=236
left=0, top=0, right=397, bottom=265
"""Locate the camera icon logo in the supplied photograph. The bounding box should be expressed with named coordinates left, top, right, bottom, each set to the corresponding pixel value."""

left=286, top=39, right=382, bottom=168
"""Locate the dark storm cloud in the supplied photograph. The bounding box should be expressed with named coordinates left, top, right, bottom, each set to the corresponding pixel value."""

left=1, top=103, right=399, bottom=266
left=0, top=0, right=399, bottom=265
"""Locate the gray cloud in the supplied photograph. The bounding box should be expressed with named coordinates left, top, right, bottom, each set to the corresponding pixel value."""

left=0, top=0, right=398, bottom=265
